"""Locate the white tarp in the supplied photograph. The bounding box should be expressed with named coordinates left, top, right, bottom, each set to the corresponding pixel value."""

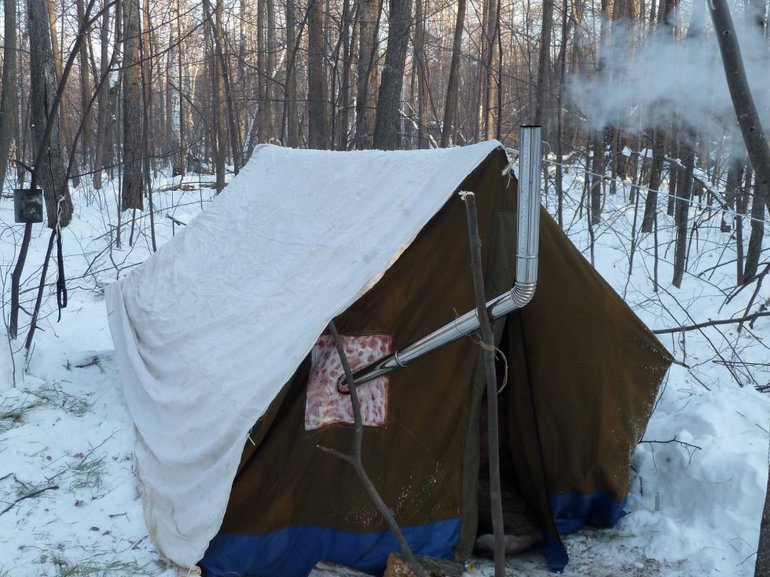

left=106, top=141, right=503, bottom=567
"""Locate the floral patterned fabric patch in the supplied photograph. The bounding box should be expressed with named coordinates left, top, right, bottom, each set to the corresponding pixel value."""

left=304, top=334, right=391, bottom=431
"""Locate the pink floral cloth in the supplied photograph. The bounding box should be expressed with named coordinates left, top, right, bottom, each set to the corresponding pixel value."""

left=304, top=334, right=392, bottom=430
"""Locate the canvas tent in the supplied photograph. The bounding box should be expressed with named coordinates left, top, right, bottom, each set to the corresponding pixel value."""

left=106, top=141, right=672, bottom=577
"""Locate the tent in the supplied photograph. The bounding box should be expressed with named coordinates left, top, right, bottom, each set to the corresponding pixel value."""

left=106, top=140, right=672, bottom=577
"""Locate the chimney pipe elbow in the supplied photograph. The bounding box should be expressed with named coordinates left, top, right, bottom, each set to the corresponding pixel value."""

left=510, top=281, right=537, bottom=310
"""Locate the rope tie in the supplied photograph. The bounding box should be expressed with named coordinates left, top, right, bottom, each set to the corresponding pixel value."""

left=470, top=333, right=510, bottom=394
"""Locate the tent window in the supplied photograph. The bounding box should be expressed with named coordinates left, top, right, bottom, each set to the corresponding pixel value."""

left=304, top=334, right=391, bottom=431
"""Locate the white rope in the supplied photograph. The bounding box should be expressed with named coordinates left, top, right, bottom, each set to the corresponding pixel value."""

left=56, top=195, right=65, bottom=232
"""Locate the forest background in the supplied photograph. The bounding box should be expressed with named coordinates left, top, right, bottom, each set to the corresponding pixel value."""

left=0, top=0, right=769, bottom=574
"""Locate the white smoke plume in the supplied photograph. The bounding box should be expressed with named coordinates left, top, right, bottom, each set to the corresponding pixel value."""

left=568, top=2, right=770, bottom=150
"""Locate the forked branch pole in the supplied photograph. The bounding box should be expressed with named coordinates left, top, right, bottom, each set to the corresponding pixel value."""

left=320, top=321, right=426, bottom=577
left=461, top=191, right=505, bottom=577
left=317, top=192, right=507, bottom=577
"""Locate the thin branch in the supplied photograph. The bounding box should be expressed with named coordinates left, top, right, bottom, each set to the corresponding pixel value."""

left=0, top=484, right=59, bottom=516
left=739, top=264, right=770, bottom=333
left=321, top=321, right=426, bottom=577
left=641, top=438, right=702, bottom=451
left=653, top=311, right=770, bottom=335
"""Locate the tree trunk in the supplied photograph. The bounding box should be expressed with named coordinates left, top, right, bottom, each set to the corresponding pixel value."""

left=122, top=0, right=144, bottom=209
left=108, top=4, right=122, bottom=182
left=77, top=0, right=93, bottom=167
left=142, top=0, right=154, bottom=179
left=709, top=0, right=770, bottom=282
left=412, top=0, right=428, bottom=149
left=141, top=0, right=157, bottom=250
left=667, top=125, right=678, bottom=216
left=554, top=0, right=571, bottom=227
left=175, top=0, right=186, bottom=174
left=11, top=0, right=75, bottom=337
left=284, top=0, right=300, bottom=147
left=372, top=0, right=413, bottom=149
left=165, top=0, right=182, bottom=175
left=337, top=0, right=352, bottom=150
left=590, top=133, right=604, bottom=224
left=256, top=0, right=273, bottom=146
left=720, top=156, right=743, bottom=233
left=29, top=0, right=73, bottom=227
left=209, top=0, right=227, bottom=191
left=267, top=0, right=277, bottom=143
left=641, top=129, right=665, bottom=232
left=481, top=0, right=499, bottom=139
left=355, top=0, right=380, bottom=148
left=440, top=0, right=466, bottom=148
left=0, top=0, right=17, bottom=191
left=745, top=172, right=766, bottom=282
left=534, top=0, right=554, bottom=129
left=221, top=30, right=242, bottom=173
left=736, top=168, right=750, bottom=282
left=755, top=438, right=770, bottom=577
left=308, top=0, right=330, bottom=148
left=672, top=145, right=694, bottom=288
left=47, top=0, right=75, bottom=183
left=93, top=0, right=112, bottom=188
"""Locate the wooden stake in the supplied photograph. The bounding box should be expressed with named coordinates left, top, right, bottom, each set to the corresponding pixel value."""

left=461, top=191, right=505, bottom=577
left=320, top=321, right=426, bottom=577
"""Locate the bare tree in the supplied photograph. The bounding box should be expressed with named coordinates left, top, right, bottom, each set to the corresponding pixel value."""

left=480, top=0, right=499, bottom=139
left=122, top=0, right=144, bottom=209
left=709, top=0, right=770, bottom=283
left=77, top=0, right=93, bottom=167
left=355, top=0, right=380, bottom=148
left=440, top=0, right=466, bottom=147
left=203, top=0, right=228, bottom=191
left=10, top=0, right=76, bottom=338
left=709, top=0, right=770, bottom=282
left=410, top=0, right=428, bottom=148
left=534, top=0, right=554, bottom=129
left=671, top=147, right=694, bottom=288
left=29, top=0, right=73, bottom=227
left=757, top=437, right=770, bottom=577
left=47, top=0, right=76, bottom=183
left=256, top=0, right=275, bottom=147
left=335, top=0, right=352, bottom=149
left=0, top=0, right=17, bottom=191
left=284, top=0, right=300, bottom=147
left=308, top=0, right=331, bottom=148
left=372, top=0, right=413, bottom=149
left=641, top=129, right=665, bottom=232
left=707, top=0, right=770, bottom=570
left=93, top=0, right=113, bottom=188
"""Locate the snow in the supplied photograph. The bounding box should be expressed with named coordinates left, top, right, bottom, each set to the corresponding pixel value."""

left=0, top=153, right=768, bottom=577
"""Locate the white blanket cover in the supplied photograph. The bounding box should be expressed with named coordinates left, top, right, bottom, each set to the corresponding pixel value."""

left=106, top=141, right=502, bottom=567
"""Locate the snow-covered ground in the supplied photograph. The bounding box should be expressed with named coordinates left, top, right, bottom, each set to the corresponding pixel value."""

left=0, top=162, right=767, bottom=577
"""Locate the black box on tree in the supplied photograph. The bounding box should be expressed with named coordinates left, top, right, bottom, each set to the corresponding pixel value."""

left=14, top=188, right=44, bottom=224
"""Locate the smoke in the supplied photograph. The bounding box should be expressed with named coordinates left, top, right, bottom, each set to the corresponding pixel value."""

left=568, top=4, right=770, bottom=152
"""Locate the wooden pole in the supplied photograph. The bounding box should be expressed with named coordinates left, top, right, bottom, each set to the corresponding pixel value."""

left=461, top=191, right=505, bottom=577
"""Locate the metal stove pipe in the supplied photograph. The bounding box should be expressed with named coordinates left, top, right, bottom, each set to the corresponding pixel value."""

left=342, top=126, right=542, bottom=389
